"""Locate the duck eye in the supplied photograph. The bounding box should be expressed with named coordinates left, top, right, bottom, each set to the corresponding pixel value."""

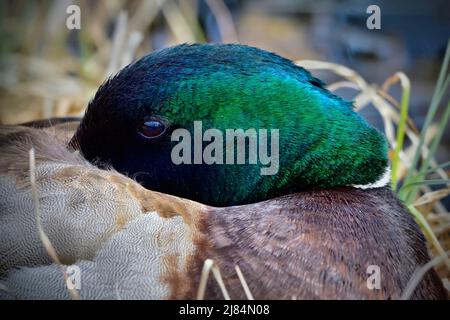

left=138, top=118, right=167, bottom=139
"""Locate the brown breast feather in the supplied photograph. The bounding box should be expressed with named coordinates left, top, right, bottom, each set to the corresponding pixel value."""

left=188, top=188, right=447, bottom=300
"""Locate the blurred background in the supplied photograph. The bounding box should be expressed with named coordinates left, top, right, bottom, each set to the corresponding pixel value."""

left=1, top=1, right=449, bottom=151
left=0, top=0, right=449, bottom=284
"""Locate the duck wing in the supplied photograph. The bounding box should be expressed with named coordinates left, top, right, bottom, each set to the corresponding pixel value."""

left=0, top=125, right=207, bottom=299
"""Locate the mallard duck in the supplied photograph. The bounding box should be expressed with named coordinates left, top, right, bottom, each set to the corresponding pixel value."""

left=0, top=44, right=446, bottom=299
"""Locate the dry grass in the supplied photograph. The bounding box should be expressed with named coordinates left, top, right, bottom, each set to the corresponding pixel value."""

left=0, top=0, right=449, bottom=299
left=197, top=259, right=230, bottom=300
left=196, top=259, right=255, bottom=300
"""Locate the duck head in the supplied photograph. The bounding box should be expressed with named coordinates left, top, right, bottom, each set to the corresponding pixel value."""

left=71, top=44, right=389, bottom=206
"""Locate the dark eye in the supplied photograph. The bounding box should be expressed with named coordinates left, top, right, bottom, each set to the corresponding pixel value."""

left=138, top=118, right=167, bottom=139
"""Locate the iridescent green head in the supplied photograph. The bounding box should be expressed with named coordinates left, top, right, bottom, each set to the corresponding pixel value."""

left=71, top=44, right=389, bottom=206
